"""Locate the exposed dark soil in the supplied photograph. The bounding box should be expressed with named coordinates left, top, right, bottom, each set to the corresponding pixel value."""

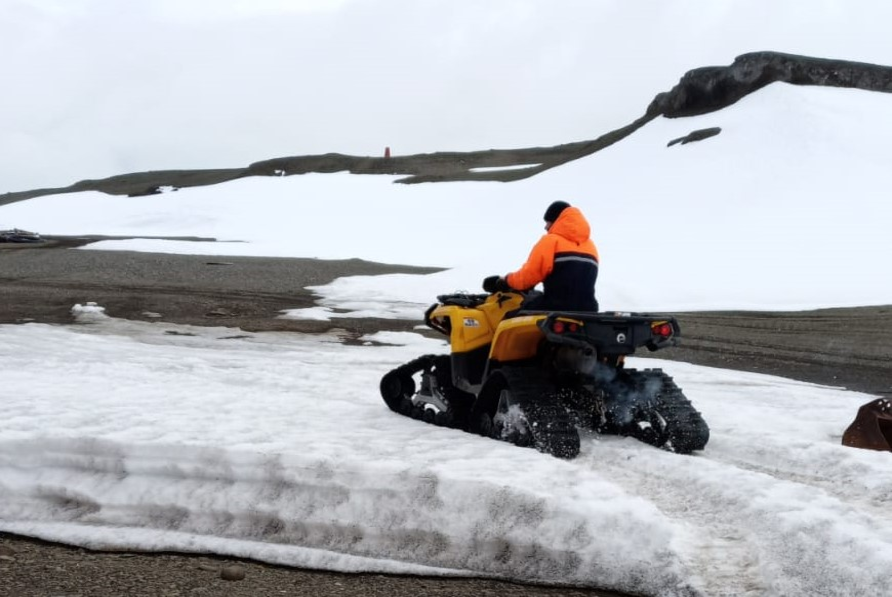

left=1, top=241, right=889, bottom=597
left=0, top=533, right=621, bottom=597
left=0, top=237, right=440, bottom=338
left=652, top=307, right=892, bottom=398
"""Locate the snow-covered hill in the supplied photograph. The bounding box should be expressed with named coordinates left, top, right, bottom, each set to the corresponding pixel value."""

left=3, top=0, right=892, bottom=193
left=3, top=83, right=891, bottom=312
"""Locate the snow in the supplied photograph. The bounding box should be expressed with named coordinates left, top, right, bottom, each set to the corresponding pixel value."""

left=2, top=2, right=892, bottom=595
left=2, top=311, right=890, bottom=596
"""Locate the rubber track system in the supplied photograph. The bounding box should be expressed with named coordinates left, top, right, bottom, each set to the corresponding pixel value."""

left=381, top=362, right=705, bottom=457
left=613, top=368, right=710, bottom=454
left=380, top=359, right=580, bottom=458
left=379, top=354, right=473, bottom=431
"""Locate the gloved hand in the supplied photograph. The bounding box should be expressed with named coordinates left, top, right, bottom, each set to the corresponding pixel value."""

left=483, top=275, right=510, bottom=293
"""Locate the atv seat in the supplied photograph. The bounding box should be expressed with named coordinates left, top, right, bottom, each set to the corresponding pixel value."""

left=508, top=307, right=599, bottom=320
left=505, top=289, right=598, bottom=319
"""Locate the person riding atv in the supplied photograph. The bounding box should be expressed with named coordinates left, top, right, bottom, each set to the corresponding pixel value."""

left=483, top=200, right=599, bottom=312
left=379, top=199, right=710, bottom=458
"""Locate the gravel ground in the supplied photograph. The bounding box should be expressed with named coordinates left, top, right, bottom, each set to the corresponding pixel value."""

left=649, top=307, right=892, bottom=398
left=1, top=240, right=889, bottom=596
left=0, top=533, right=621, bottom=597
left=0, top=237, right=441, bottom=338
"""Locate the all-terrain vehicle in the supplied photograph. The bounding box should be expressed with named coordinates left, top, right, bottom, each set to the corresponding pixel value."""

left=380, top=288, right=709, bottom=458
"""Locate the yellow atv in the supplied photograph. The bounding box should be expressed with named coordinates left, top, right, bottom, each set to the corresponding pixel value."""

left=380, top=289, right=709, bottom=459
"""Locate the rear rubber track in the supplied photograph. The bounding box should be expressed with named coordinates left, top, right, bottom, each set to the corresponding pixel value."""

left=621, top=368, right=710, bottom=454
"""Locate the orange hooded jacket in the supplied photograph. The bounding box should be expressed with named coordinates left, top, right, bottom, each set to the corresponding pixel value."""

left=505, top=206, right=599, bottom=310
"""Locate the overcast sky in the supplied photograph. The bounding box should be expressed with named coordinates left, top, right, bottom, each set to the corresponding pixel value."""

left=3, top=0, right=892, bottom=192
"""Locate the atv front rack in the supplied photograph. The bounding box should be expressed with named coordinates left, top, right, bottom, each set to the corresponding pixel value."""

left=435, top=293, right=489, bottom=307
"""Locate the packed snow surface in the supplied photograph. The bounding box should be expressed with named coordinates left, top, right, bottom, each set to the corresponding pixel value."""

left=1, top=308, right=890, bottom=596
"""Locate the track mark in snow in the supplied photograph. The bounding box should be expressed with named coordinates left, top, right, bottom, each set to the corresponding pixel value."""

left=579, top=439, right=767, bottom=596
left=578, top=435, right=892, bottom=597
left=683, top=532, right=763, bottom=597
left=706, top=439, right=892, bottom=521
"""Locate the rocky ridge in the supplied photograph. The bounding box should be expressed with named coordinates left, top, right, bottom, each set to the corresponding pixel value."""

left=2, top=51, right=890, bottom=204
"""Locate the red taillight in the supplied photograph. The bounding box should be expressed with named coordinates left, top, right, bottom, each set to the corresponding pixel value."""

left=552, top=320, right=581, bottom=334
left=653, top=323, right=673, bottom=338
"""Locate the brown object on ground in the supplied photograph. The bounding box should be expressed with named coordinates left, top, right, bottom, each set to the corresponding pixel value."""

left=842, top=398, right=892, bottom=451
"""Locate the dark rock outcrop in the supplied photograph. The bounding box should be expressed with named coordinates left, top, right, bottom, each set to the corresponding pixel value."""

left=649, top=51, right=892, bottom=118
left=667, top=127, right=722, bottom=147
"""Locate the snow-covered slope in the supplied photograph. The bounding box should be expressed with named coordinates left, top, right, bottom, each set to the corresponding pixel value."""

left=4, top=0, right=892, bottom=193
left=3, top=83, right=891, bottom=312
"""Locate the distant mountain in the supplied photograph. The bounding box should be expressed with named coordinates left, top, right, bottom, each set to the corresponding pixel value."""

left=2, top=51, right=890, bottom=206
